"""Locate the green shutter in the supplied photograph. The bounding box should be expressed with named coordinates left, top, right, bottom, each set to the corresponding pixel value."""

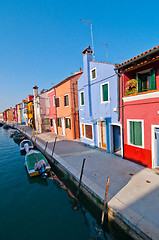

left=137, top=74, right=142, bottom=92
left=102, top=84, right=108, bottom=101
left=130, top=121, right=134, bottom=144
left=81, top=92, right=84, bottom=105
left=134, top=122, right=142, bottom=146
left=150, top=68, right=156, bottom=90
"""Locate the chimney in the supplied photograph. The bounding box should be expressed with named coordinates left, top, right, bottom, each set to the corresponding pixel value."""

left=33, top=85, right=38, bottom=97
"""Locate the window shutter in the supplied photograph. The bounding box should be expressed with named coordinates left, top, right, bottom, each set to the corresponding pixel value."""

left=130, top=121, right=134, bottom=144
left=137, top=74, right=142, bottom=92
left=150, top=68, right=156, bottom=90
left=69, top=118, right=71, bottom=129
left=134, top=122, right=142, bottom=146
left=102, top=84, right=108, bottom=101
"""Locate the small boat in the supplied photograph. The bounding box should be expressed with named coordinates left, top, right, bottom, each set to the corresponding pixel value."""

left=3, top=124, right=9, bottom=130
left=13, top=133, right=25, bottom=144
left=20, top=139, right=34, bottom=154
left=0, top=122, right=4, bottom=127
left=9, top=129, right=20, bottom=138
left=25, top=150, right=51, bottom=178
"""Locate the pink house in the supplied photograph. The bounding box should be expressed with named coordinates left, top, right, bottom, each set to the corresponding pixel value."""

left=47, top=88, right=57, bottom=133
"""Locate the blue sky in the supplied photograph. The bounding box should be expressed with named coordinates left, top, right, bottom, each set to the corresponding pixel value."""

left=1, top=0, right=159, bottom=112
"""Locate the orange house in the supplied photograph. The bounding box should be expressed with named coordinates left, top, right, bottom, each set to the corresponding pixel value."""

left=55, top=71, right=83, bottom=139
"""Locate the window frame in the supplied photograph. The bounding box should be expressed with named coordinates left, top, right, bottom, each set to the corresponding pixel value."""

left=101, top=82, right=109, bottom=103
left=65, top=117, right=71, bottom=129
left=80, top=91, right=85, bottom=106
left=127, top=119, right=144, bottom=148
left=49, top=97, right=51, bottom=107
left=90, top=67, right=97, bottom=81
left=50, top=118, right=53, bottom=127
left=57, top=118, right=61, bottom=127
left=81, top=123, right=94, bottom=141
left=64, top=94, right=69, bottom=107
left=53, top=95, right=56, bottom=106
left=56, top=97, right=60, bottom=108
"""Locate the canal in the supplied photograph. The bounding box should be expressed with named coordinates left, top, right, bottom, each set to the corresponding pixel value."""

left=0, top=127, right=131, bottom=240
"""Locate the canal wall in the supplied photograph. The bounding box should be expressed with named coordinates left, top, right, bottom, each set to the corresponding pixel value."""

left=11, top=124, right=159, bottom=240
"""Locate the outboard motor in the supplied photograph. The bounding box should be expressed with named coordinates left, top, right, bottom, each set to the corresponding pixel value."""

left=24, top=143, right=30, bottom=153
left=35, top=160, right=47, bottom=178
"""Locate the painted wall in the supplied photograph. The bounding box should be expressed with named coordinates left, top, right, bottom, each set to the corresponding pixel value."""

left=55, top=72, right=82, bottom=139
left=48, top=88, right=57, bottom=133
left=78, top=50, right=119, bottom=151
left=39, top=91, right=50, bottom=132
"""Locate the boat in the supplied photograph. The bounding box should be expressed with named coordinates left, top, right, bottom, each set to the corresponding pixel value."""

left=25, top=150, right=51, bottom=178
left=20, top=139, right=34, bottom=154
left=3, top=124, right=9, bottom=130
left=0, top=122, right=4, bottom=127
left=9, top=129, right=20, bottom=138
left=13, top=133, right=25, bottom=144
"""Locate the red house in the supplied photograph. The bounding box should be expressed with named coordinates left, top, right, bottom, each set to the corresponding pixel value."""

left=116, top=45, right=159, bottom=168
left=47, top=87, right=57, bottom=133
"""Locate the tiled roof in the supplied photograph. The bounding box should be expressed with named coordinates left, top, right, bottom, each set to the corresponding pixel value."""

left=116, top=45, right=159, bottom=68
left=82, top=46, right=93, bottom=54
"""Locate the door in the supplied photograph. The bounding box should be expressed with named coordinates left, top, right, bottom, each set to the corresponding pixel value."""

left=156, top=128, right=159, bottom=167
left=113, top=125, right=121, bottom=152
left=61, top=118, right=66, bottom=136
left=53, top=119, right=57, bottom=134
left=101, top=121, right=107, bottom=149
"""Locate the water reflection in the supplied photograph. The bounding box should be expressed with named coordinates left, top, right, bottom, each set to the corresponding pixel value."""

left=27, top=173, right=48, bottom=186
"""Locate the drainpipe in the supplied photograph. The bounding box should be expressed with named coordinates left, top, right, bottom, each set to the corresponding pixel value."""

left=115, top=69, right=124, bottom=159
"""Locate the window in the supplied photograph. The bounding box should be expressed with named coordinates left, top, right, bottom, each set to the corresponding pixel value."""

left=64, top=94, right=69, bottom=106
left=101, top=83, right=109, bottom=102
left=129, top=121, right=143, bottom=146
left=91, top=68, right=97, bottom=80
left=50, top=118, right=53, bottom=127
left=137, top=69, right=156, bottom=92
left=85, top=124, right=93, bottom=140
left=53, top=95, right=56, bottom=106
left=49, top=97, right=51, bottom=107
left=65, top=118, right=71, bottom=129
left=57, top=118, right=61, bottom=127
left=56, top=98, right=60, bottom=108
left=80, top=92, right=84, bottom=106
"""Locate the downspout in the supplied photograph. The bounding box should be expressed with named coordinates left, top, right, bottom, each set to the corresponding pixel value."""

left=115, top=69, right=124, bottom=159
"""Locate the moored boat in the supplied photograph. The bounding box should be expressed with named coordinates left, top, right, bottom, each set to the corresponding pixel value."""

left=3, top=124, right=9, bottom=130
left=9, top=129, right=20, bottom=138
left=25, top=150, right=51, bottom=178
left=0, top=122, right=4, bottom=127
left=20, top=139, right=34, bottom=154
left=13, top=133, right=25, bottom=144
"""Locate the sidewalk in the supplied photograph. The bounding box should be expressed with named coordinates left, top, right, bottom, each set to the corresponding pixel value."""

left=17, top=125, right=159, bottom=240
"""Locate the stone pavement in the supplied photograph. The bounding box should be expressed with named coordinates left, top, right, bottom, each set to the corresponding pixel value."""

left=16, top=124, right=159, bottom=240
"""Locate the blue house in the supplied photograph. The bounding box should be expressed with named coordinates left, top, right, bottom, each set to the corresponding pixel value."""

left=78, top=46, right=121, bottom=154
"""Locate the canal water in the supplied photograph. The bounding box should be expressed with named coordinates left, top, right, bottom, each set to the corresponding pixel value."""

left=0, top=127, right=129, bottom=240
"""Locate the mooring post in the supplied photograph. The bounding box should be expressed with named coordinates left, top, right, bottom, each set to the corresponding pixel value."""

left=44, top=141, right=48, bottom=152
left=31, top=128, right=34, bottom=140
left=34, top=130, right=38, bottom=144
left=76, top=158, right=86, bottom=197
left=101, top=177, right=110, bottom=226
left=51, top=136, right=57, bottom=159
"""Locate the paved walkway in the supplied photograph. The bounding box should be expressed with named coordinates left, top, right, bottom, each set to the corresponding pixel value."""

left=16, top=124, right=159, bottom=240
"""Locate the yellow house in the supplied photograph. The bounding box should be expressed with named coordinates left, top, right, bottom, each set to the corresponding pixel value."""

left=27, top=100, right=34, bottom=128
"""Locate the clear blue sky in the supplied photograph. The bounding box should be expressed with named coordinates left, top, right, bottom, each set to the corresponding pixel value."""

left=1, top=0, right=159, bottom=112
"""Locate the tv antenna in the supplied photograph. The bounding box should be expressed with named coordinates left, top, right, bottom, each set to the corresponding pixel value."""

left=100, top=43, right=108, bottom=62
left=80, top=19, right=95, bottom=60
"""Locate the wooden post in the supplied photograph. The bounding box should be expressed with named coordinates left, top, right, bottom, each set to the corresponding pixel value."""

left=34, top=130, right=38, bottom=144
left=76, top=158, right=86, bottom=197
left=101, top=177, right=110, bottom=226
left=44, top=141, right=48, bottom=152
left=31, top=128, right=34, bottom=140
left=51, top=136, right=57, bottom=159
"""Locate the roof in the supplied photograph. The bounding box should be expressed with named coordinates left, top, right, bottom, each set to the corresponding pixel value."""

left=52, top=72, right=83, bottom=89
left=82, top=46, right=93, bottom=54
left=91, top=60, right=114, bottom=65
left=116, top=45, right=159, bottom=69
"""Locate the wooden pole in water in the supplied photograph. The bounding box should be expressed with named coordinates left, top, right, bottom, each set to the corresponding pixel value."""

left=31, top=128, right=34, bottom=140
left=44, top=141, right=48, bottom=152
left=77, top=158, right=86, bottom=197
left=34, top=130, right=38, bottom=144
left=101, top=177, right=110, bottom=226
left=51, top=136, right=57, bottom=159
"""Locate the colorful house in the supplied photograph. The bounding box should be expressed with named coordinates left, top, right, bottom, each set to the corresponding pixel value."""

left=7, top=108, right=14, bottom=122
left=78, top=46, right=121, bottom=153
left=21, top=99, right=28, bottom=125
left=116, top=45, right=159, bottom=168
left=55, top=70, right=83, bottom=139
left=0, top=112, right=4, bottom=122
left=33, top=86, right=50, bottom=133
left=27, top=95, right=34, bottom=128
left=47, top=87, right=57, bottom=133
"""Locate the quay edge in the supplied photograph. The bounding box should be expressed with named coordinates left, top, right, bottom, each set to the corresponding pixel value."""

left=13, top=125, right=154, bottom=240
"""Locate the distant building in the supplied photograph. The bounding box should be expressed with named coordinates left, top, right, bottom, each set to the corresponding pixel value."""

left=78, top=46, right=121, bottom=153
left=27, top=95, right=34, bottom=128
left=47, top=87, right=57, bottom=133
left=0, top=112, right=4, bottom=122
